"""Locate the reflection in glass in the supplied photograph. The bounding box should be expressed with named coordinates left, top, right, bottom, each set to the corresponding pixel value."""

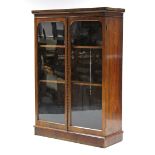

left=72, top=48, right=102, bottom=83
left=39, top=83, right=65, bottom=123
left=38, top=48, right=65, bottom=81
left=72, top=85, right=102, bottom=129
left=37, top=21, right=65, bottom=124
left=70, top=21, right=102, bottom=46
left=71, top=21, right=102, bottom=130
left=38, top=22, right=64, bottom=45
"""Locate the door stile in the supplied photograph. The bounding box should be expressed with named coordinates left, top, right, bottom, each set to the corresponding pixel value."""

left=101, top=17, right=106, bottom=136
left=34, top=18, right=39, bottom=125
left=67, top=18, right=72, bottom=130
left=64, top=18, right=68, bottom=131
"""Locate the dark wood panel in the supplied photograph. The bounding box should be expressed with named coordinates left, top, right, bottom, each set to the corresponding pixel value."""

left=104, top=17, right=123, bottom=135
left=35, top=126, right=123, bottom=147
left=68, top=126, right=103, bottom=137
left=36, top=17, right=66, bottom=24
left=36, top=120, right=66, bottom=130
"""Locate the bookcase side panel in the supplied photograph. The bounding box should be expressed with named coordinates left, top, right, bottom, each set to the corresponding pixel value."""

left=104, top=16, right=123, bottom=135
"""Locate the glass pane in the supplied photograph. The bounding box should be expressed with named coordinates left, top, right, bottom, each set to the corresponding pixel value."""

left=38, top=22, right=64, bottom=45
left=70, top=21, right=102, bottom=46
left=39, top=83, right=65, bottom=124
left=71, top=85, right=102, bottom=129
left=71, top=21, right=102, bottom=130
left=71, top=48, right=102, bottom=83
left=38, top=48, right=65, bottom=81
left=37, top=21, right=65, bottom=124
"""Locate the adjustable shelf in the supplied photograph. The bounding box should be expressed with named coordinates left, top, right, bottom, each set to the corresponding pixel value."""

left=39, top=80, right=101, bottom=87
left=72, top=81, right=102, bottom=87
left=72, top=45, right=102, bottom=49
left=39, top=80, right=65, bottom=84
left=39, top=45, right=65, bottom=48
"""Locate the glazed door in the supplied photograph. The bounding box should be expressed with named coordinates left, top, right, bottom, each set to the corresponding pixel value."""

left=68, top=17, right=104, bottom=136
left=35, top=17, right=104, bottom=134
left=35, top=18, right=67, bottom=130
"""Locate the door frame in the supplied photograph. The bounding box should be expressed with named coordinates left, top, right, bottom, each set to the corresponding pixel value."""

left=67, top=16, right=105, bottom=136
left=35, top=17, right=68, bottom=130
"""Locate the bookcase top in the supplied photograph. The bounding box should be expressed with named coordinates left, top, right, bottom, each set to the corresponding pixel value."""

left=32, top=7, right=125, bottom=15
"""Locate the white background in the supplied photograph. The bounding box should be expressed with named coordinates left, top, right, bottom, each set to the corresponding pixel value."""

left=0, top=0, right=155, bottom=154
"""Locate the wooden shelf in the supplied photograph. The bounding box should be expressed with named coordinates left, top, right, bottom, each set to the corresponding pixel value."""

left=40, top=80, right=101, bottom=86
left=72, top=45, right=102, bottom=49
left=72, top=81, right=102, bottom=87
left=39, top=45, right=102, bottom=49
left=40, top=45, right=65, bottom=48
left=40, top=80, right=65, bottom=84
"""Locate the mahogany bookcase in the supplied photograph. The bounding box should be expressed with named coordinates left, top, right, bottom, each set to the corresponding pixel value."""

left=32, top=7, right=125, bottom=147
